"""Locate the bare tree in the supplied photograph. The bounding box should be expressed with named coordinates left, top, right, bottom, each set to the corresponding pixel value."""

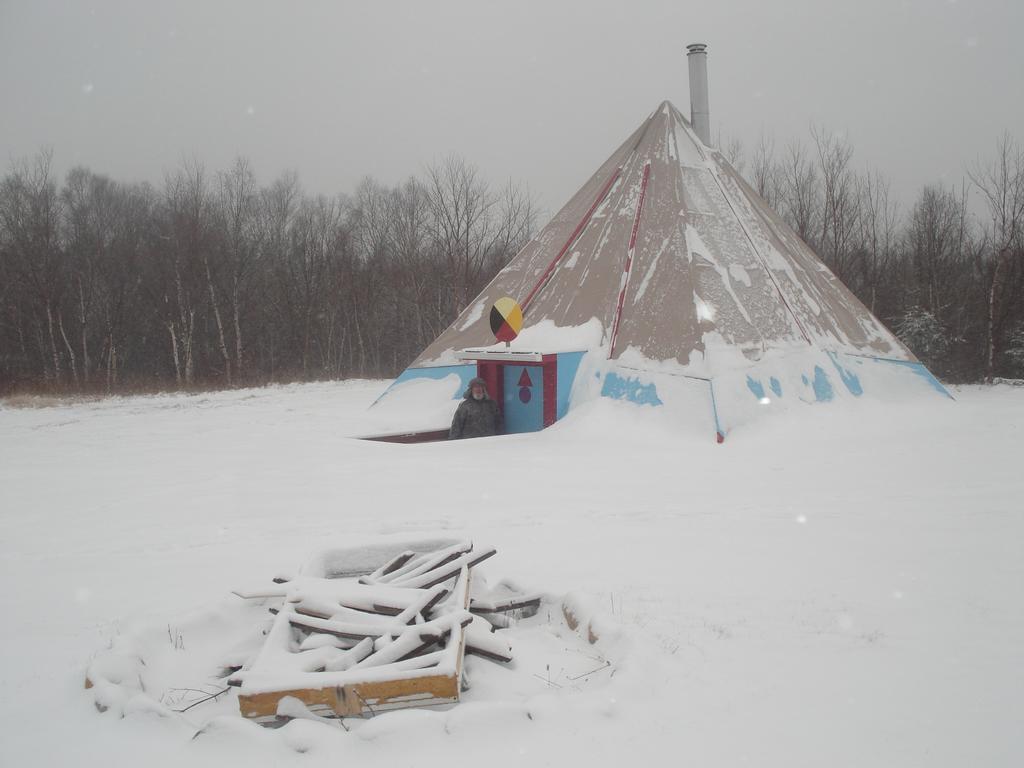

left=778, top=139, right=820, bottom=244
left=283, top=194, right=347, bottom=376
left=157, top=160, right=215, bottom=387
left=905, top=185, right=969, bottom=314
left=970, top=133, right=1024, bottom=380
left=751, top=132, right=780, bottom=210
left=856, top=169, right=900, bottom=314
left=389, top=177, right=436, bottom=347
left=256, top=171, right=300, bottom=378
left=425, top=155, right=534, bottom=317
left=0, top=150, right=65, bottom=384
left=424, top=156, right=500, bottom=315
left=214, top=157, right=263, bottom=380
left=61, top=167, right=125, bottom=386
left=99, top=181, right=153, bottom=389
left=811, top=125, right=861, bottom=284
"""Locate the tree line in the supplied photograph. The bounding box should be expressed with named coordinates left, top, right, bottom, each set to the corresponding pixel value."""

left=0, top=130, right=1021, bottom=395
left=0, top=153, right=534, bottom=393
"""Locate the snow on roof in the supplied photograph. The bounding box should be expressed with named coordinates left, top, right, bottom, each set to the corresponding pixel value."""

left=410, top=101, right=913, bottom=377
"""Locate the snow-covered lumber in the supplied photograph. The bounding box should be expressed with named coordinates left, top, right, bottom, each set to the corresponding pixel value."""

left=361, top=540, right=473, bottom=585
left=235, top=549, right=486, bottom=723
left=287, top=612, right=396, bottom=641
left=366, top=550, right=415, bottom=580
left=465, top=615, right=513, bottom=662
left=386, top=547, right=497, bottom=589
left=231, top=584, right=290, bottom=600
left=469, top=594, right=542, bottom=614
left=324, top=637, right=374, bottom=672
left=356, top=612, right=471, bottom=669
left=383, top=584, right=450, bottom=623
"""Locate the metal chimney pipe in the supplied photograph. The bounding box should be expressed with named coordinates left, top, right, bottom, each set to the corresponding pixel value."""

left=686, top=43, right=711, bottom=146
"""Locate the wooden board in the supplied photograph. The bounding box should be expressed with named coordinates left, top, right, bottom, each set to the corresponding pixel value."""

left=237, top=565, right=472, bottom=722
left=237, top=671, right=461, bottom=720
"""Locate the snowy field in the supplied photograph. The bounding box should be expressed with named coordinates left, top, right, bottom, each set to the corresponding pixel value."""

left=1, top=380, right=1022, bottom=767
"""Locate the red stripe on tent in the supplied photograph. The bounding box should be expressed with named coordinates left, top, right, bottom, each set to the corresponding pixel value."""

left=521, top=167, right=623, bottom=313
left=627, top=164, right=650, bottom=251
left=608, top=162, right=651, bottom=358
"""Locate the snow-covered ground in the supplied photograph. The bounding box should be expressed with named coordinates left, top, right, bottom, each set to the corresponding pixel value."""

left=1, top=381, right=1021, bottom=767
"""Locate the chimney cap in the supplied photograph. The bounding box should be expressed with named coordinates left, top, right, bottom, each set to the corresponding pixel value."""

left=686, top=43, right=707, bottom=54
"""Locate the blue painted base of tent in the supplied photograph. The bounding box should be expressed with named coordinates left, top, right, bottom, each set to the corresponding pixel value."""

left=594, top=351, right=952, bottom=442
left=372, top=349, right=950, bottom=443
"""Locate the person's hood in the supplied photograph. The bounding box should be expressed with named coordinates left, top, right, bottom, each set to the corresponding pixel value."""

left=463, top=377, right=489, bottom=400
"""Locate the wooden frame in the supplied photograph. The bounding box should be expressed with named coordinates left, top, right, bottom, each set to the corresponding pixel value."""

left=235, top=564, right=473, bottom=724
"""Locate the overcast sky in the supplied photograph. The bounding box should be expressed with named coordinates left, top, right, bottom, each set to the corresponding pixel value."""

left=1, top=0, right=1021, bottom=214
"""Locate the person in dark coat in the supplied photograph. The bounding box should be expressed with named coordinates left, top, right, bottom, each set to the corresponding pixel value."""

left=449, top=377, right=503, bottom=439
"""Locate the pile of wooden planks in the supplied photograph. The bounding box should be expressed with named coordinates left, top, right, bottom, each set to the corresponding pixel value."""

left=230, top=541, right=539, bottom=724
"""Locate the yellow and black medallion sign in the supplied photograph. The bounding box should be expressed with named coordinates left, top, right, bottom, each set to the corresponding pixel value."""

left=489, top=297, right=523, bottom=343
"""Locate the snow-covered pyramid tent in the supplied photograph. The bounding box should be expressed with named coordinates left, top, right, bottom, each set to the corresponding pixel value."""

left=373, top=65, right=948, bottom=441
